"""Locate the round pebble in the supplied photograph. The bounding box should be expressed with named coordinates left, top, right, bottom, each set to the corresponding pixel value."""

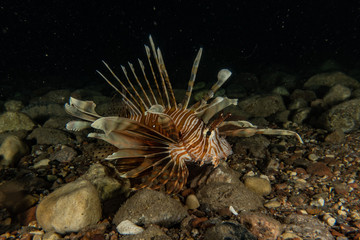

left=244, top=177, right=272, bottom=196
left=186, top=194, right=200, bottom=210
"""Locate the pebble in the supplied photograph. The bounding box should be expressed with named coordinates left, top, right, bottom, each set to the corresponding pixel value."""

left=42, top=232, right=62, bottom=240
left=323, top=213, right=336, bottom=226
left=33, top=158, right=50, bottom=168
left=186, top=194, right=200, bottom=210
left=4, top=100, right=24, bottom=112
left=0, top=112, right=35, bottom=133
left=264, top=200, right=281, bottom=208
left=308, top=153, right=319, bottom=161
left=116, top=220, right=144, bottom=235
left=310, top=197, right=325, bottom=207
left=244, top=176, right=272, bottom=196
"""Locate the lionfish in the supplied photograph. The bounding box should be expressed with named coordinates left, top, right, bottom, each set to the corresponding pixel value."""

left=65, top=36, right=303, bottom=194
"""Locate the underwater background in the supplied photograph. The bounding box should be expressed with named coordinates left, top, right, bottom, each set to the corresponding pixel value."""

left=1, top=0, right=359, bottom=100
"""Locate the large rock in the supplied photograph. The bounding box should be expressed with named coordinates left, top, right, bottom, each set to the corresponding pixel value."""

left=238, top=94, right=286, bottom=118
left=204, top=221, right=256, bottom=240
left=27, top=127, right=73, bottom=145
left=0, top=112, right=35, bottom=133
left=323, top=84, right=351, bottom=106
left=304, top=71, right=360, bottom=90
left=79, top=163, right=130, bottom=201
left=283, top=214, right=333, bottom=240
left=197, top=182, right=263, bottom=212
left=36, top=180, right=102, bottom=234
left=321, top=99, right=360, bottom=132
left=113, top=189, right=188, bottom=227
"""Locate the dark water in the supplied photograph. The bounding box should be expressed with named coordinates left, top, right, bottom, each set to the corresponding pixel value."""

left=1, top=0, right=359, bottom=100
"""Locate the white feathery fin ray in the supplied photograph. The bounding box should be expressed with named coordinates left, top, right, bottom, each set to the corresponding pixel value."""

left=66, top=120, right=92, bottom=131
left=69, top=97, right=101, bottom=118
left=65, top=97, right=100, bottom=122
left=144, top=45, right=162, bottom=105
left=182, top=48, right=203, bottom=109
left=149, top=35, right=171, bottom=108
left=156, top=48, right=177, bottom=109
left=138, top=58, right=157, bottom=105
left=191, top=69, right=232, bottom=111
left=98, top=61, right=141, bottom=115
left=195, top=97, right=238, bottom=124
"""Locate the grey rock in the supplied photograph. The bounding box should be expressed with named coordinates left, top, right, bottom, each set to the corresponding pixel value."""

left=190, top=162, right=242, bottom=189
left=323, top=84, right=351, bottom=106
left=0, top=112, right=35, bottom=133
left=284, top=214, right=334, bottom=240
left=34, top=89, right=71, bottom=104
left=50, top=145, right=77, bottom=162
left=321, top=99, right=360, bottom=132
left=79, top=163, right=130, bottom=201
left=197, top=182, right=263, bottom=212
left=290, top=89, right=317, bottom=102
left=122, top=224, right=171, bottom=240
left=36, top=179, right=102, bottom=234
left=324, top=129, right=345, bottom=144
left=0, top=135, right=28, bottom=168
left=28, top=127, right=73, bottom=145
left=43, top=117, right=73, bottom=129
left=292, top=107, right=311, bottom=124
left=204, top=221, right=257, bottom=240
left=22, top=103, right=67, bottom=121
left=113, top=189, right=188, bottom=227
left=4, top=100, right=24, bottom=112
left=274, top=110, right=290, bottom=123
left=238, top=94, right=286, bottom=118
left=304, top=71, right=360, bottom=90
left=288, top=98, right=308, bottom=110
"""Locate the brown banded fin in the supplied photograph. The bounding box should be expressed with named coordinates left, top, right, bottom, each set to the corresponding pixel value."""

left=182, top=48, right=203, bottom=109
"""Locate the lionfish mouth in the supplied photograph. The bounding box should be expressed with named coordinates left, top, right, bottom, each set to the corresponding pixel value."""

left=65, top=35, right=303, bottom=194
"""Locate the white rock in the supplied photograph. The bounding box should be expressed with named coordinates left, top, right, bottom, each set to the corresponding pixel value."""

left=116, top=220, right=144, bottom=235
left=36, top=180, right=101, bottom=234
left=33, top=159, right=50, bottom=169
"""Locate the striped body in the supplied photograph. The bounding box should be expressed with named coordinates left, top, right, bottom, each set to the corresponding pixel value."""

left=132, top=107, right=232, bottom=166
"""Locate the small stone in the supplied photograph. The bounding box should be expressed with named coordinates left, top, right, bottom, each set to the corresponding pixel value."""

left=186, top=194, right=200, bottom=210
left=116, top=220, right=144, bottom=235
left=33, top=159, right=50, bottom=169
left=50, top=146, right=77, bottom=162
left=308, top=153, right=319, bottom=161
left=27, top=128, right=73, bottom=145
left=325, top=129, right=345, bottom=144
left=264, top=200, right=281, bottom=208
left=310, top=197, right=325, bottom=207
left=244, top=177, right=272, bottom=196
left=42, top=232, right=62, bottom=240
left=323, top=214, right=336, bottom=226
left=279, top=232, right=302, bottom=240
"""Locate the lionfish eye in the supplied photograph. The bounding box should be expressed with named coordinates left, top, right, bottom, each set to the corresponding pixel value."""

left=206, top=130, right=212, bottom=137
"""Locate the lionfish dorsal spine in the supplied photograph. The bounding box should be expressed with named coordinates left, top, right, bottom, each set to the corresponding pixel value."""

left=138, top=58, right=157, bottom=105
left=182, top=47, right=203, bottom=109
left=144, top=44, right=163, bottom=106
left=128, top=61, right=152, bottom=108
